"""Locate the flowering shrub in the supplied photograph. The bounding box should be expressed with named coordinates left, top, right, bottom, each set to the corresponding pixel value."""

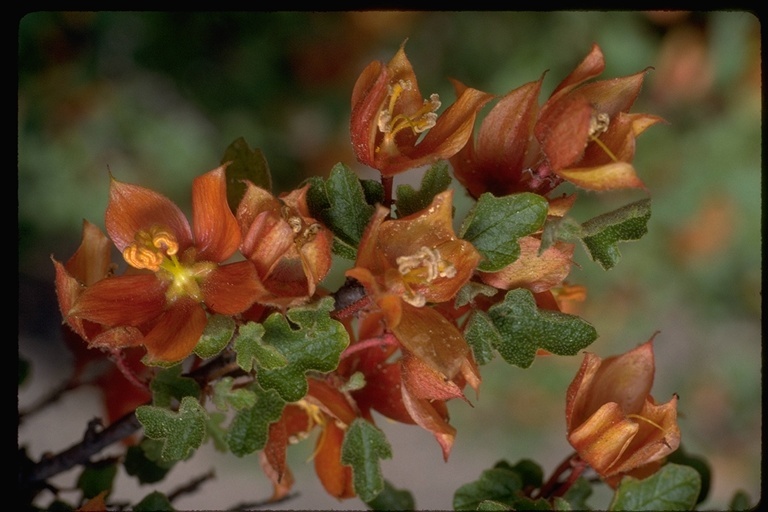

left=21, top=39, right=731, bottom=512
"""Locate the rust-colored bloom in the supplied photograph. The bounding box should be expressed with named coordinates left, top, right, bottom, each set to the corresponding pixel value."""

left=346, top=190, right=481, bottom=381
left=236, top=182, right=333, bottom=309
left=452, top=44, right=663, bottom=197
left=63, top=166, right=262, bottom=363
left=350, top=41, right=493, bottom=177
left=565, top=336, right=681, bottom=487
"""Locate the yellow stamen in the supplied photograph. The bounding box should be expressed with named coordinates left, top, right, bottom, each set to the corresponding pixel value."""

left=377, top=79, right=441, bottom=153
left=626, top=413, right=667, bottom=434
left=396, top=246, right=456, bottom=307
left=587, top=111, right=619, bottom=162
left=122, top=226, right=179, bottom=271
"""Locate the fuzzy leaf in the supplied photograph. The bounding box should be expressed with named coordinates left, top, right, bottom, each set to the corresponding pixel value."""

left=307, top=163, right=376, bottom=251
left=667, top=444, right=711, bottom=505
left=135, top=396, right=207, bottom=462
left=212, top=376, right=258, bottom=411
left=465, top=289, right=597, bottom=368
left=206, top=411, right=229, bottom=452
left=220, top=137, right=272, bottom=211
left=609, top=463, right=701, bottom=511
left=365, top=479, right=415, bottom=511
left=133, top=491, right=175, bottom=512
left=193, top=314, right=235, bottom=359
left=459, top=192, right=549, bottom=272
left=255, top=297, right=349, bottom=402
left=453, top=466, right=522, bottom=511
left=226, top=383, right=285, bottom=456
left=580, top=198, right=651, bottom=270
left=233, top=321, right=287, bottom=372
left=149, top=366, right=201, bottom=408
left=395, top=162, right=452, bottom=218
left=341, top=419, right=393, bottom=503
left=463, top=310, right=501, bottom=365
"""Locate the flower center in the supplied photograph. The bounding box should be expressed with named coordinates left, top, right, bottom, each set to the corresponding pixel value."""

left=587, top=111, right=619, bottom=162
left=376, top=79, right=441, bottom=154
left=281, top=204, right=322, bottom=248
left=122, top=225, right=216, bottom=303
left=396, top=246, right=456, bottom=307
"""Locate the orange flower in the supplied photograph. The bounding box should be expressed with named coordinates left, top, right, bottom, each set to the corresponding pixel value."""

left=451, top=44, right=663, bottom=197
left=565, top=336, right=681, bottom=487
left=346, top=190, right=481, bottom=381
left=63, top=165, right=263, bottom=363
left=236, top=182, right=333, bottom=308
left=350, top=41, right=493, bottom=177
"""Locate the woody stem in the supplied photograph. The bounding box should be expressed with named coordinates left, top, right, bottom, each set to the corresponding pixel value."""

left=381, top=175, right=394, bottom=209
left=535, top=451, right=582, bottom=499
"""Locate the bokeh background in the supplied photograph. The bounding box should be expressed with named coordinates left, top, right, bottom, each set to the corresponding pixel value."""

left=18, top=11, right=761, bottom=511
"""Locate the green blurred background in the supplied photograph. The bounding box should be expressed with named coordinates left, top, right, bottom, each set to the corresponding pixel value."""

left=18, top=11, right=761, bottom=510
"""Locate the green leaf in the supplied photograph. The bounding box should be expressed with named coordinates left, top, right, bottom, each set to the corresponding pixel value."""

left=364, top=479, right=415, bottom=511
left=233, top=321, right=287, bottom=372
left=558, top=476, right=592, bottom=510
left=465, top=289, right=597, bottom=368
left=77, top=459, right=118, bottom=499
left=206, top=411, right=229, bottom=452
left=463, top=310, right=502, bottom=365
left=135, top=396, right=207, bottom=462
left=193, top=314, right=235, bottom=359
left=341, top=419, right=392, bottom=503
left=609, top=463, right=701, bottom=511
left=666, top=444, right=711, bottom=504
left=306, top=163, right=376, bottom=250
left=728, top=490, right=753, bottom=511
left=226, top=383, right=285, bottom=456
left=453, top=466, right=523, bottom=511
left=477, top=500, right=513, bottom=511
left=149, top=366, right=201, bottom=408
left=360, top=178, right=385, bottom=206
left=395, top=162, right=452, bottom=217
left=133, top=491, right=175, bottom=512
left=212, top=377, right=258, bottom=411
left=255, top=297, right=349, bottom=402
left=500, top=459, right=543, bottom=489
left=540, top=215, right=584, bottom=253
left=124, top=440, right=174, bottom=484
left=220, top=136, right=272, bottom=211
left=579, top=198, right=651, bottom=270
left=459, top=192, right=549, bottom=272
left=454, top=281, right=498, bottom=309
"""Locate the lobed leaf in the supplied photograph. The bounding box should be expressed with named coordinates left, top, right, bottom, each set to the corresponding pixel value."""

left=609, top=463, right=701, bottom=511
left=395, top=162, right=452, bottom=218
left=124, top=440, right=174, bottom=484
left=255, top=297, right=349, bottom=402
left=193, top=314, right=235, bottom=360
left=211, top=376, right=258, bottom=411
left=579, top=198, right=651, bottom=270
left=464, top=289, right=597, bottom=368
left=225, top=383, right=285, bottom=456
left=453, top=466, right=523, bottom=511
left=233, top=321, right=287, bottom=373
left=77, top=461, right=118, bottom=500
left=149, top=366, right=201, bottom=408
left=135, top=396, right=207, bottom=462
left=459, top=192, right=549, bottom=272
left=364, top=479, right=415, bottom=511
left=341, top=418, right=393, bottom=503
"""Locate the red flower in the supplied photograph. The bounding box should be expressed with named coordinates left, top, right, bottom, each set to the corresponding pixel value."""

left=451, top=44, right=663, bottom=197
left=63, top=165, right=262, bottom=363
left=350, top=41, right=493, bottom=177
left=236, top=183, right=333, bottom=308
left=565, top=336, right=681, bottom=487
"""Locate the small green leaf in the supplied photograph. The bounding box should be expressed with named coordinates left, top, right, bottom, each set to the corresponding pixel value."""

left=220, top=137, right=272, bottom=211
left=558, top=476, right=592, bottom=510
left=454, top=281, right=498, bottom=309
left=135, top=396, right=207, bottom=462
left=464, top=310, right=501, bottom=365
left=364, top=479, right=415, bottom=511
left=226, top=383, right=285, bottom=456
left=133, top=491, right=175, bottom=511
left=500, top=459, right=543, bottom=489
left=206, top=411, right=229, bottom=452
left=728, top=489, right=753, bottom=511
left=459, top=192, right=549, bottom=272
left=579, top=198, right=651, bottom=270
left=395, top=162, right=452, bottom=218
left=77, top=459, right=118, bottom=499
left=477, top=500, right=513, bottom=511
left=255, top=297, right=349, bottom=402
left=466, top=289, right=597, bottom=368
left=307, top=163, right=376, bottom=250
left=212, top=377, right=258, bottom=411
left=149, top=366, right=201, bottom=408
left=609, top=463, right=701, bottom=511
left=193, top=314, right=235, bottom=359
left=360, top=178, right=385, bottom=206
left=233, top=321, right=287, bottom=372
left=453, top=466, right=522, bottom=511
left=540, top=215, right=584, bottom=253
left=666, top=444, right=711, bottom=504
left=124, top=440, right=174, bottom=484
left=341, top=419, right=393, bottom=503
left=340, top=371, right=366, bottom=392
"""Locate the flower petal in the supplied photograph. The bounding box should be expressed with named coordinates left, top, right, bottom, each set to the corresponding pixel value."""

left=202, top=260, right=263, bottom=315
left=69, top=274, right=167, bottom=327
left=106, top=175, right=193, bottom=253
left=141, top=299, right=208, bottom=363
left=555, top=161, right=645, bottom=191
left=401, top=381, right=456, bottom=461
left=192, top=165, right=241, bottom=262
left=568, top=401, right=640, bottom=476
left=314, top=418, right=356, bottom=499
